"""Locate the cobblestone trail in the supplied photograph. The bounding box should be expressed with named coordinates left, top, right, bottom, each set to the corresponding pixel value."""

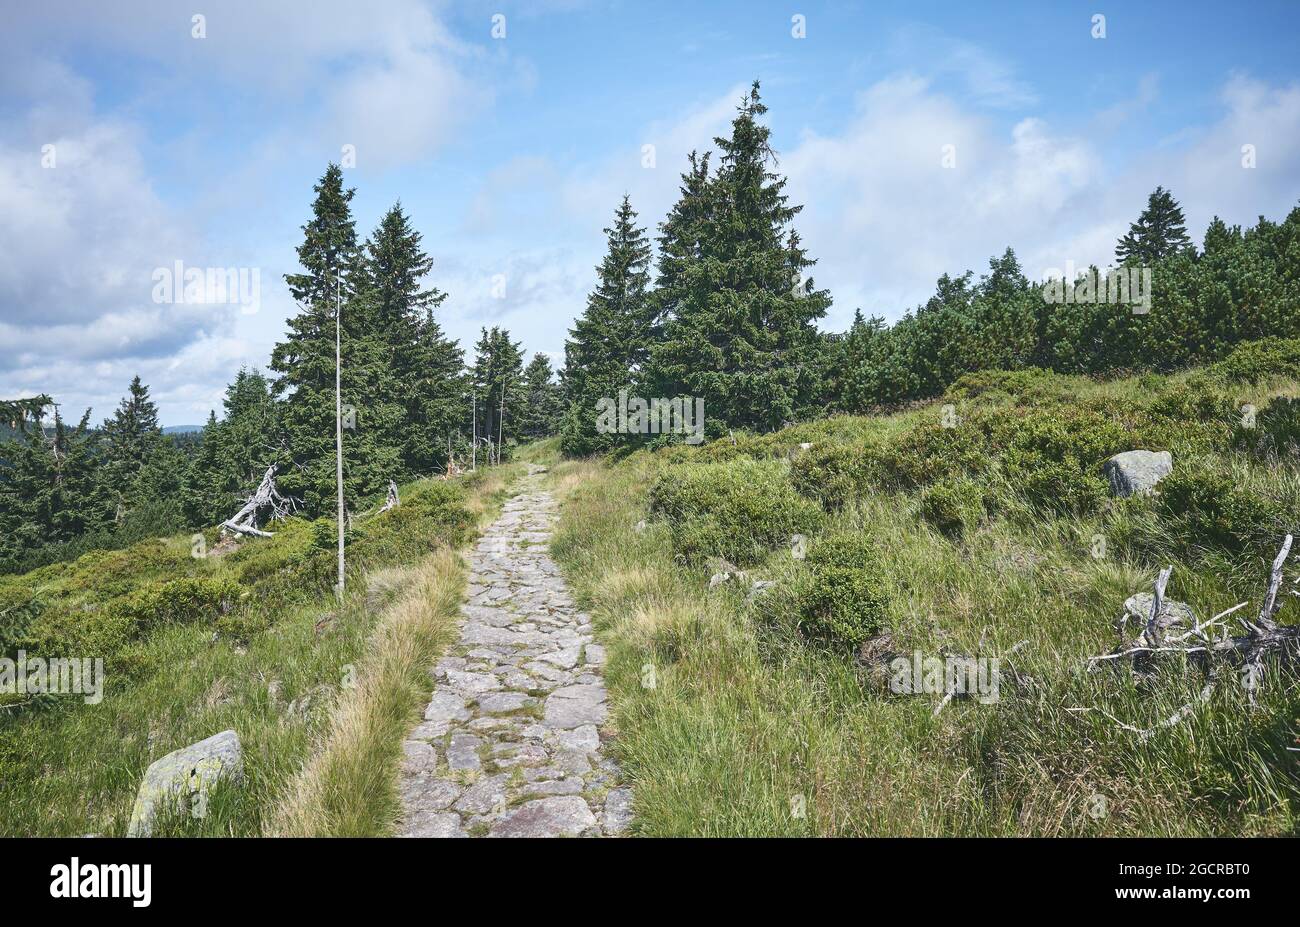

left=397, top=467, right=630, bottom=837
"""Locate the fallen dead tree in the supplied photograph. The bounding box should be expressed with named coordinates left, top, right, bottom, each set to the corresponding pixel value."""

left=378, top=480, right=400, bottom=513
left=221, top=465, right=298, bottom=538
left=1084, top=534, right=1300, bottom=738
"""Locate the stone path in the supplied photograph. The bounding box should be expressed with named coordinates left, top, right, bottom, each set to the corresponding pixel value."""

left=397, top=467, right=631, bottom=838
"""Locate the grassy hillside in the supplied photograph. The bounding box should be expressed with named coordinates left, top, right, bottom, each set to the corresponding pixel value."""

left=0, top=465, right=518, bottom=836
left=548, top=340, right=1300, bottom=836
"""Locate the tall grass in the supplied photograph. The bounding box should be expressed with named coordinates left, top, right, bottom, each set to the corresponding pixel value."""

left=546, top=366, right=1300, bottom=836
left=0, top=464, right=519, bottom=836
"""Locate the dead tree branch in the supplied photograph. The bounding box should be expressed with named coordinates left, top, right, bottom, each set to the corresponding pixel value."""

left=221, top=465, right=298, bottom=538
left=1088, top=534, right=1300, bottom=732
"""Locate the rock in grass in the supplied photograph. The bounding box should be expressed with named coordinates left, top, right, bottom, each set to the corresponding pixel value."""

left=1103, top=450, right=1173, bottom=497
left=127, top=730, right=243, bottom=837
left=1123, top=592, right=1196, bottom=626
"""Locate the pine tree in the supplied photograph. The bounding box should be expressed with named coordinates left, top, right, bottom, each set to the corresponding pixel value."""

left=519, top=353, right=563, bottom=439
left=561, top=196, right=654, bottom=455
left=1202, top=216, right=1241, bottom=256
left=271, top=164, right=396, bottom=513
left=1115, top=186, right=1194, bottom=264
left=367, top=202, right=464, bottom=476
left=650, top=81, right=831, bottom=431
left=469, top=327, right=524, bottom=460
left=100, top=376, right=165, bottom=518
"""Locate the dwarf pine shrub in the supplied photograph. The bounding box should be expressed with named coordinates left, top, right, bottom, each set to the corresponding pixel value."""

left=919, top=478, right=985, bottom=536
left=789, top=441, right=884, bottom=509
left=648, top=460, right=823, bottom=565
left=1209, top=337, right=1300, bottom=384
left=794, top=534, right=890, bottom=649
left=1154, top=467, right=1299, bottom=559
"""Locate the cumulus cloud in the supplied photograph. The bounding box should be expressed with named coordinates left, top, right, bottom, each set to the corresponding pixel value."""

left=782, top=71, right=1300, bottom=328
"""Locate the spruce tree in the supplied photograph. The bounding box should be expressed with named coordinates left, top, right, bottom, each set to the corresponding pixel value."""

left=1115, top=186, right=1194, bottom=264
left=519, top=353, right=563, bottom=439
left=469, top=327, right=524, bottom=459
left=100, top=376, right=165, bottom=517
left=561, top=196, right=653, bottom=455
left=0, top=408, right=109, bottom=565
left=650, top=82, right=831, bottom=431
left=183, top=368, right=283, bottom=526
left=367, top=202, right=464, bottom=476
left=271, top=164, right=394, bottom=513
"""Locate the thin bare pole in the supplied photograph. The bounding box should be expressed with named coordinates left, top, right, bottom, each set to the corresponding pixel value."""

left=471, top=394, right=477, bottom=471
left=497, top=378, right=506, bottom=466
left=335, top=272, right=345, bottom=599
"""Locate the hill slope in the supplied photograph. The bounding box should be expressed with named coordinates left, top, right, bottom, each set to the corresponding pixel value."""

left=546, top=343, right=1300, bottom=835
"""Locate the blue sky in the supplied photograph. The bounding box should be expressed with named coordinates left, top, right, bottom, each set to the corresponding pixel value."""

left=2, top=0, right=1298, bottom=425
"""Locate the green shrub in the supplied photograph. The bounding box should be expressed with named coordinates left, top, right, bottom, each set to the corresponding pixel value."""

left=999, top=405, right=1142, bottom=468
left=1155, top=467, right=1297, bottom=559
left=944, top=367, right=1063, bottom=404
left=1235, top=396, right=1300, bottom=459
left=20, top=576, right=237, bottom=661
left=789, top=441, right=882, bottom=509
left=1003, top=450, right=1108, bottom=516
left=919, top=479, right=985, bottom=536
left=648, top=460, right=823, bottom=565
left=311, top=518, right=338, bottom=551
left=1146, top=375, right=1238, bottom=426
left=794, top=534, right=890, bottom=649
left=1208, top=337, right=1300, bottom=384
left=879, top=419, right=992, bottom=489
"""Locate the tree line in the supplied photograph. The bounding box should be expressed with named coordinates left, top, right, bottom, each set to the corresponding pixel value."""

left=559, top=81, right=1300, bottom=452
left=0, top=165, right=561, bottom=573
left=5, top=79, right=1298, bottom=571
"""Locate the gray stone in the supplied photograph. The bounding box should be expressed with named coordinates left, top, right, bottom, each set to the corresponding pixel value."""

left=1124, top=592, right=1197, bottom=626
left=445, top=670, right=501, bottom=694
left=1104, top=450, right=1173, bottom=497
left=604, top=787, right=633, bottom=834
left=401, top=777, right=462, bottom=811
left=446, top=733, right=482, bottom=771
left=554, top=724, right=600, bottom=752
left=493, top=743, right=549, bottom=768
left=526, top=778, right=586, bottom=797
left=488, top=796, right=596, bottom=838
left=536, top=646, right=581, bottom=669
left=453, top=774, right=509, bottom=815
left=403, top=811, right=467, bottom=838
left=400, top=740, right=437, bottom=776
left=424, top=690, right=471, bottom=725
left=127, top=730, right=243, bottom=837
left=544, top=685, right=608, bottom=729
left=477, top=692, right=531, bottom=715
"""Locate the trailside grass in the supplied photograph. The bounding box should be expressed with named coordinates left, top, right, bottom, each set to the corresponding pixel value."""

left=0, top=464, right=519, bottom=836
left=545, top=366, right=1300, bottom=836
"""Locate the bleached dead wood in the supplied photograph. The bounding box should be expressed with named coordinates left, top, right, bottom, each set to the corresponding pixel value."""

left=379, top=480, right=400, bottom=513
left=221, top=465, right=297, bottom=538
left=1087, top=534, right=1300, bottom=733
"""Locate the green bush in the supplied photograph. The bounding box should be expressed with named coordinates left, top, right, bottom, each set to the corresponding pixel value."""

left=1235, top=396, right=1300, bottom=459
left=1003, top=450, right=1108, bottom=516
left=999, top=405, right=1142, bottom=468
left=1155, top=467, right=1297, bottom=559
left=1208, top=337, right=1300, bottom=384
left=878, top=419, right=992, bottom=489
left=789, top=441, right=882, bottom=509
left=1149, top=374, right=1237, bottom=429
left=919, top=479, right=985, bottom=536
left=944, top=367, right=1064, bottom=404
left=794, top=534, right=890, bottom=649
left=648, top=460, right=823, bottom=565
